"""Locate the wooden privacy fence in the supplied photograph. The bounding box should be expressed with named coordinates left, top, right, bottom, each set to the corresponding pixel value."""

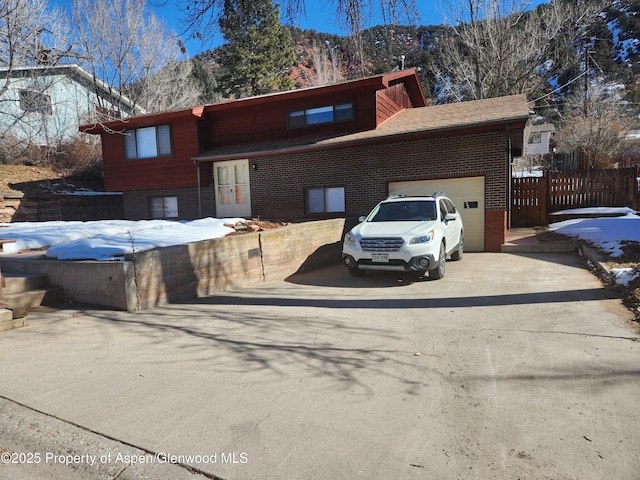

left=511, top=168, right=639, bottom=227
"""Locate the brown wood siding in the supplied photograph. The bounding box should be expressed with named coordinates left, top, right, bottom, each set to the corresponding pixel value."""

left=376, top=91, right=402, bottom=125
left=201, top=88, right=378, bottom=149
left=103, top=118, right=201, bottom=192
left=376, top=83, right=411, bottom=125
left=386, top=83, right=411, bottom=109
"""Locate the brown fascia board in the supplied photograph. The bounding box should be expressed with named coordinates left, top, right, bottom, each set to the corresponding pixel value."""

left=193, top=115, right=529, bottom=163
left=80, top=106, right=205, bottom=134
left=201, top=69, right=425, bottom=114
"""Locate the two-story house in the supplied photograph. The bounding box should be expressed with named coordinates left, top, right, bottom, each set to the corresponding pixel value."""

left=81, top=69, right=530, bottom=251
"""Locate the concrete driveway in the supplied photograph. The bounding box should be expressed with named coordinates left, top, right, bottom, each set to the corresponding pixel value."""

left=1, top=252, right=639, bottom=480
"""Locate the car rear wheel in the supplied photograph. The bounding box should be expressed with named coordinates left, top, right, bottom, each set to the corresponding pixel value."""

left=429, top=242, right=446, bottom=279
left=451, top=234, right=463, bottom=261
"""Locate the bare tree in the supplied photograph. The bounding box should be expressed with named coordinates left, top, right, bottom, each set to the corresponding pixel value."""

left=309, top=40, right=345, bottom=86
left=555, top=79, right=635, bottom=169
left=176, top=0, right=419, bottom=43
left=0, top=0, right=74, bottom=158
left=431, top=0, right=607, bottom=103
left=0, top=0, right=71, bottom=76
left=72, top=0, right=198, bottom=116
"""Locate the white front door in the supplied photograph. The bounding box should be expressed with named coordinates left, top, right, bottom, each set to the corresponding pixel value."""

left=214, top=160, right=251, bottom=218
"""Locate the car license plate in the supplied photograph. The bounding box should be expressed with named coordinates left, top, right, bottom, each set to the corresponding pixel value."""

left=372, top=253, right=389, bottom=263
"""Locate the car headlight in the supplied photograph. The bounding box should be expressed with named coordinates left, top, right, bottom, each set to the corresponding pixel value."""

left=409, top=230, right=435, bottom=245
left=344, top=232, right=357, bottom=245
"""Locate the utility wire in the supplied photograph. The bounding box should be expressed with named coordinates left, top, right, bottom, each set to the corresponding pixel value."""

left=531, top=70, right=586, bottom=103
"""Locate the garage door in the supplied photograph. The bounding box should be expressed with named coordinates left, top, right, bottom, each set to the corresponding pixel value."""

left=389, top=177, right=485, bottom=251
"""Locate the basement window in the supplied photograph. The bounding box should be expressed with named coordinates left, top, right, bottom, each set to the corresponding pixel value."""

left=288, top=102, right=354, bottom=128
left=149, top=196, right=178, bottom=218
left=305, top=187, right=345, bottom=214
left=124, top=125, right=172, bottom=160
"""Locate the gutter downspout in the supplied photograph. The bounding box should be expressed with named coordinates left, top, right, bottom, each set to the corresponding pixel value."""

left=194, top=160, right=202, bottom=218
left=506, top=123, right=512, bottom=230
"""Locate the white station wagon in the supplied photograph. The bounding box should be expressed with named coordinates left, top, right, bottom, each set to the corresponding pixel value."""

left=342, top=193, right=464, bottom=279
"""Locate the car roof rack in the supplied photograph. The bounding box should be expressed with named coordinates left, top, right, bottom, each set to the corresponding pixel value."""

left=384, top=194, right=407, bottom=199
left=384, top=193, right=441, bottom=200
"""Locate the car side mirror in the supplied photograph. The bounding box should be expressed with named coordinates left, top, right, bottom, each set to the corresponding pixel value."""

left=444, top=213, right=457, bottom=222
left=358, top=215, right=367, bottom=222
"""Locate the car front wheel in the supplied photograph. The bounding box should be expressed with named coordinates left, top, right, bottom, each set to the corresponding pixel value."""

left=348, top=265, right=365, bottom=277
left=429, top=242, right=446, bottom=279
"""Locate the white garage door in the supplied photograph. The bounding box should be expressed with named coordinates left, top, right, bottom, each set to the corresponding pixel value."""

left=389, top=177, right=485, bottom=251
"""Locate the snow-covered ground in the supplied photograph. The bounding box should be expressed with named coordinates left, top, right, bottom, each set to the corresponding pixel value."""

left=1, top=208, right=639, bottom=285
left=548, top=207, right=640, bottom=286
left=0, top=218, right=246, bottom=261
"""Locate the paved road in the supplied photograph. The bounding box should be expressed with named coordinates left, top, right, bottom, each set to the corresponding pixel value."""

left=1, top=252, right=639, bottom=480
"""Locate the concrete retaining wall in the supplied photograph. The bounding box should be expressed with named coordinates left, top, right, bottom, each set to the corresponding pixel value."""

left=128, top=218, right=347, bottom=310
left=0, top=256, right=136, bottom=310
left=1, top=219, right=348, bottom=311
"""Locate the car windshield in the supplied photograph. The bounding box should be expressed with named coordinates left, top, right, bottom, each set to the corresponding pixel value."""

left=368, top=200, right=437, bottom=222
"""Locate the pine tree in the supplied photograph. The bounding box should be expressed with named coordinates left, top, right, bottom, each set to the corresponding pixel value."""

left=217, top=0, right=296, bottom=98
left=191, top=58, right=221, bottom=104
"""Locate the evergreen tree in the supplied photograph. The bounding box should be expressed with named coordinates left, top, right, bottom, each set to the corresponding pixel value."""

left=191, top=57, right=221, bottom=104
left=217, top=0, right=296, bottom=98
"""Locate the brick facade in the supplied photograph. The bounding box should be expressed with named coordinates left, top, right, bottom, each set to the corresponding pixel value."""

left=248, top=130, right=508, bottom=220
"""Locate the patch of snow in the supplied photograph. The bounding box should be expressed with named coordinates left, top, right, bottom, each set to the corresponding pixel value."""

left=55, top=189, right=123, bottom=196
left=550, top=207, right=636, bottom=216
left=0, top=218, right=247, bottom=261
left=611, top=267, right=640, bottom=287
left=548, top=209, right=640, bottom=257
left=512, top=170, right=544, bottom=178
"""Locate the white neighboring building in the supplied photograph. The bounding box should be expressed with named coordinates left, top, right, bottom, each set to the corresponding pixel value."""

left=0, top=64, right=143, bottom=146
left=524, top=123, right=556, bottom=155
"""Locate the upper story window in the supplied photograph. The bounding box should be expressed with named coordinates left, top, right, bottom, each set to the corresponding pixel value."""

left=19, top=89, right=52, bottom=115
left=124, top=125, right=172, bottom=160
left=288, top=102, right=354, bottom=128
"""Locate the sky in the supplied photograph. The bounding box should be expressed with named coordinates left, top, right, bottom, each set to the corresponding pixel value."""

left=1, top=207, right=639, bottom=285
left=52, top=0, right=550, bottom=57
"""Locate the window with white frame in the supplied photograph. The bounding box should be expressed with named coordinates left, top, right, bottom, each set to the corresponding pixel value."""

left=149, top=196, right=178, bottom=218
left=124, top=125, right=172, bottom=160
left=288, top=102, right=354, bottom=128
left=19, top=89, right=52, bottom=115
left=305, top=187, right=345, bottom=214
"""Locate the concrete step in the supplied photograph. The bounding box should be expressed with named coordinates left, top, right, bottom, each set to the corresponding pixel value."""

left=3, top=286, right=65, bottom=319
left=501, top=242, right=580, bottom=253
left=0, top=308, right=27, bottom=332
left=2, top=272, right=48, bottom=294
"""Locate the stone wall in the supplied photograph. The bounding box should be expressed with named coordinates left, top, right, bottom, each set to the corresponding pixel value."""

left=0, top=192, right=124, bottom=223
